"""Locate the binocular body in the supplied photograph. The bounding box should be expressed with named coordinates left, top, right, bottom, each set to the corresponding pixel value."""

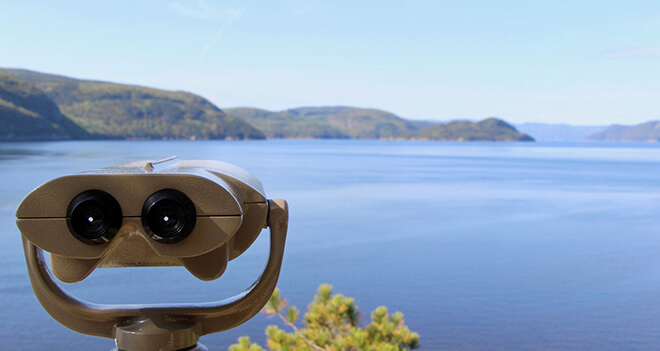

left=16, top=158, right=288, bottom=351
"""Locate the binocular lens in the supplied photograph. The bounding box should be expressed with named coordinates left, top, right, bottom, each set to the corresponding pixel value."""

left=67, top=190, right=122, bottom=244
left=142, top=189, right=196, bottom=243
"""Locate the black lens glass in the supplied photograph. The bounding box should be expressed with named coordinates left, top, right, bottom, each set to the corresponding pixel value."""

left=142, top=189, right=196, bottom=243
left=147, top=200, right=186, bottom=237
left=73, top=201, right=107, bottom=237
left=67, top=190, right=122, bottom=244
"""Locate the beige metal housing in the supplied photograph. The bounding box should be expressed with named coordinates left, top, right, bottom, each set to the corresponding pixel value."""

left=16, top=158, right=289, bottom=351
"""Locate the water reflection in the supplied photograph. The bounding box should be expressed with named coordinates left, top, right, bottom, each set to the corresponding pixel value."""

left=0, top=148, right=61, bottom=160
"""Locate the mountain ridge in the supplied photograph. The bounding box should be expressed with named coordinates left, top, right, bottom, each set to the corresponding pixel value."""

left=0, top=68, right=265, bottom=140
left=225, top=106, right=434, bottom=140
left=226, top=106, right=533, bottom=141
left=586, top=120, right=660, bottom=141
left=1, top=68, right=534, bottom=142
left=516, top=123, right=607, bottom=142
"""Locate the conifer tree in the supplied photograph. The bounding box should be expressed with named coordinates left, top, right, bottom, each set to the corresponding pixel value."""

left=230, top=284, right=420, bottom=351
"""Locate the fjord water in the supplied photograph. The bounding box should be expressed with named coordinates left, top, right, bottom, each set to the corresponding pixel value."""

left=1, top=140, right=660, bottom=350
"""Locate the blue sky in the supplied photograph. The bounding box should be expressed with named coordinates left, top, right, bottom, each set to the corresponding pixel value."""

left=0, top=0, right=658, bottom=125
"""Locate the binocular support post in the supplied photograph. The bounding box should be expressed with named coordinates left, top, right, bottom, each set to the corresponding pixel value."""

left=22, top=199, right=288, bottom=351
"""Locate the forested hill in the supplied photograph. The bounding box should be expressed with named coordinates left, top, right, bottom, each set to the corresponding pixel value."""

left=0, top=68, right=533, bottom=142
left=224, top=106, right=433, bottom=139
left=413, top=118, right=534, bottom=141
left=226, top=107, right=534, bottom=141
left=0, top=69, right=265, bottom=140
left=0, top=72, right=89, bottom=141
left=586, top=121, right=660, bottom=142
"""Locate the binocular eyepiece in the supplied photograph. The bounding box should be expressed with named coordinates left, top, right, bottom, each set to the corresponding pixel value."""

left=67, top=189, right=197, bottom=245
left=142, top=189, right=196, bottom=244
left=67, top=190, right=122, bottom=244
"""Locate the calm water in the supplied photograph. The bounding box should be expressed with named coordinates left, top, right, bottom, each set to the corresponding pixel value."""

left=1, top=140, right=660, bottom=350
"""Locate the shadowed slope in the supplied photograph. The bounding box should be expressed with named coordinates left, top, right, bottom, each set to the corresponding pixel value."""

left=0, top=72, right=90, bottom=141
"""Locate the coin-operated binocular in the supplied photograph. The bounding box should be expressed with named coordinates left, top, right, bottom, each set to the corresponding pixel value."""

left=16, top=157, right=288, bottom=351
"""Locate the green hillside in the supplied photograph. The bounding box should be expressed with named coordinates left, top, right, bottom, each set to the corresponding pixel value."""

left=226, top=106, right=430, bottom=139
left=0, top=72, right=89, bottom=141
left=228, top=107, right=533, bottom=142
left=413, top=118, right=534, bottom=141
left=0, top=69, right=264, bottom=140
left=225, top=107, right=349, bottom=139
left=0, top=68, right=534, bottom=142
left=586, top=121, right=660, bottom=142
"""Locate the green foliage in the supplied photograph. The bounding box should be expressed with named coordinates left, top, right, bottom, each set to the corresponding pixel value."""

left=0, top=72, right=89, bottom=141
left=231, top=284, right=420, bottom=351
left=230, top=337, right=265, bottom=351
left=0, top=68, right=265, bottom=140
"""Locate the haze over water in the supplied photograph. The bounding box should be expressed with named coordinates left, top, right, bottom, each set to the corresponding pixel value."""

left=1, top=140, right=659, bottom=350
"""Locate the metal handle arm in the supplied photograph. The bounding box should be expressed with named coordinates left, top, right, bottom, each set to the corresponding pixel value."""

left=22, top=199, right=288, bottom=350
